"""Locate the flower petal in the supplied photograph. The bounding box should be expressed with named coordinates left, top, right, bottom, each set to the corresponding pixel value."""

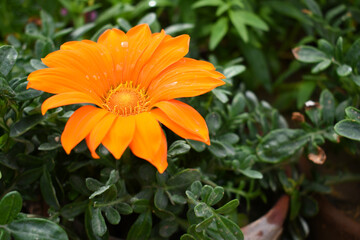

left=97, top=28, right=128, bottom=85
left=153, top=100, right=210, bottom=144
left=151, top=108, right=206, bottom=143
left=132, top=30, right=166, bottom=86
left=130, top=112, right=163, bottom=167
left=41, top=92, right=103, bottom=115
left=61, top=106, right=108, bottom=154
left=42, top=41, right=114, bottom=96
left=102, top=116, right=135, bottom=159
left=153, top=130, right=168, bottom=173
left=148, top=58, right=225, bottom=102
left=85, top=112, right=117, bottom=158
left=138, top=34, right=190, bottom=89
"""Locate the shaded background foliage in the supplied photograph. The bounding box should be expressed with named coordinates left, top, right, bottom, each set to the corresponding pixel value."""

left=1, top=0, right=360, bottom=239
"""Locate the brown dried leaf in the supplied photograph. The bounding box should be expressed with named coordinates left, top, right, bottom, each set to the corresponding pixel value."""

left=308, top=146, right=326, bottom=164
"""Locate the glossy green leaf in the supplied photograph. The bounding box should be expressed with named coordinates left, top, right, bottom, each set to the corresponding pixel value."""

left=91, top=208, right=107, bottom=237
left=9, top=114, right=44, bottom=138
left=0, top=229, right=10, bottom=240
left=293, top=46, right=327, bottom=63
left=311, top=59, right=331, bottom=73
left=215, top=199, right=239, bottom=215
left=235, top=10, right=268, bottom=31
left=159, top=219, right=178, bottom=238
left=187, top=139, right=206, bottom=152
left=257, top=129, right=309, bottom=163
left=205, top=186, right=224, bottom=206
left=137, top=12, right=156, bottom=25
left=214, top=215, right=244, bottom=240
left=0, top=46, right=18, bottom=77
left=40, top=169, right=60, bottom=209
left=208, top=140, right=227, bottom=158
left=154, top=188, right=168, bottom=210
left=345, top=107, right=360, bottom=121
left=164, top=23, right=194, bottom=35
left=224, top=65, right=246, bottom=79
left=0, top=191, right=22, bottom=224
left=167, top=169, right=201, bottom=189
left=115, top=202, right=133, bottom=215
left=8, top=218, right=68, bottom=240
left=238, top=168, right=263, bottom=179
left=127, top=211, right=152, bottom=240
left=60, top=201, right=88, bottom=219
left=206, top=112, right=222, bottom=133
left=195, top=216, right=214, bottom=232
left=104, top=207, right=120, bottom=225
left=229, top=10, right=248, bottom=42
left=194, top=203, right=212, bottom=218
left=320, top=89, right=335, bottom=125
left=334, top=119, right=360, bottom=141
left=209, top=17, right=228, bottom=50
left=336, top=64, right=352, bottom=77
left=168, top=140, right=191, bottom=158
left=192, top=0, right=223, bottom=8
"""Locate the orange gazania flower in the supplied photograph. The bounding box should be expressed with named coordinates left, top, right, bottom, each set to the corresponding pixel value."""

left=27, top=24, right=225, bottom=173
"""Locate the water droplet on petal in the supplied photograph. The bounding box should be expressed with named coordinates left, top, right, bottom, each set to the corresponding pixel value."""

left=121, top=41, right=128, bottom=48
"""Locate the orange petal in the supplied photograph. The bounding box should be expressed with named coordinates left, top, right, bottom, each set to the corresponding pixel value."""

left=153, top=130, right=168, bottom=173
left=61, top=106, right=108, bottom=154
left=129, top=112, right=163, bottom=166
left=42, top=41, right=114, bottom=96
left=102, top=116, right=135, bottom=159
left=153, top=100, right=210, bottom=144
left=137, top=34, right=190, bottom=89
left=41, top=92, right=103, bottom=115
left=151, top=108, right=206, bottom=143
left=148, top=58, right=225, bottom=102
left=85, top=112, right=117, bottom=158
left=122, top=24, right=152, bottom=85
left=27, top=68, right=102, bottom=100
left=132, top=30, right=166, bottom=86
left=97, top=28, right=128, bottom=85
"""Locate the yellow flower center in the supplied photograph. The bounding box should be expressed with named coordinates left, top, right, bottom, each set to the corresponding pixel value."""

left=103, top=82, right=150, bottom=116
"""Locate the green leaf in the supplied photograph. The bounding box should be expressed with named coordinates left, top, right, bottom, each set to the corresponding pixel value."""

left=168, top=140, right=191, bottom=158
left=301, top=196, right=318, bottom=217
left=238, top=168, right=263, bottom=179
left=208, top=140, right=227, bottom=158
left=297, top=81, right=316, bottom=109
left=345, top=107, right=360, bottom=121
left=235, top=10, right=268, bottom=31
left=91, top=208, right=107, bottom=237
left=257, top=129, right=309, bottom=163
left=215, top=199, right=239, bottom=215
left=86, top=178, right=104, bottom=192
left=164, top=23, right=194, bottom=35
left=9, top=114, right=44, bottom=138
left=137, top=12, right=156, bottom=25
left=290, top=190, right=301, bottom=220
left=205, top=186, right=224, bottom=206
left=40, top=10, right=55, bottom=37
left=115, top=202, right=133, bottom=215
left=304, top=0, right=322, bottom=16
left=334, top=119, right=360, bottom=141
left=8, top=218, right=68, bottom=240
left=60, top=201, right=88, bottom=219
left=85, top=206, right=108, bottom=240
left=105, top=170, right=119, bottom=185
left=0, top=191, right=22, bottom=224
left=116, top=18, right=132, bottom=31
left=311, top=59, right=331, bottom=73
left=89, top=185, right=111, bottom=199
left=40, top=168, right=60, bottom=209
left=195, top=216, right=214, bottom=232
left=104, top=207, right=120, bottom=225
left=320, top=89, right=335, bottom=125
left=209, top=17, right=228, bottom=50
left=187, top=139, right=206, bottom=152
left=167, top=169, right=201, bottom=189
left=30, top=59, right=47, bottom=70
left=194, top=203, right=212, bottom=218
left=206, top=112, right=222, bottom=133
left=224, top=65, right=245, bottom=79
left=0, top=229, right=10, bottom=240
left=154, top=189, right=168, bottom=210
left=336, top=64, right=352, bottom=77
left=159, top=219, right=178, bottom=238
left=0, top=46, right=18, bottom=76
left=214, top=215, right=244, bottom=240
left=293, top=46, right=327, bottom=63
left=127, top=211, right=152, bottom=240
left=192, top=0, right=223, bottom=8
left=229, top=10, right=248, bottom=42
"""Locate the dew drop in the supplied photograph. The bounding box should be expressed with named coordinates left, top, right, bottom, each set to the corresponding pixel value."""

left=149, top=0, right=156, bottom=7
left=121, top=41, right=128, bottom=47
